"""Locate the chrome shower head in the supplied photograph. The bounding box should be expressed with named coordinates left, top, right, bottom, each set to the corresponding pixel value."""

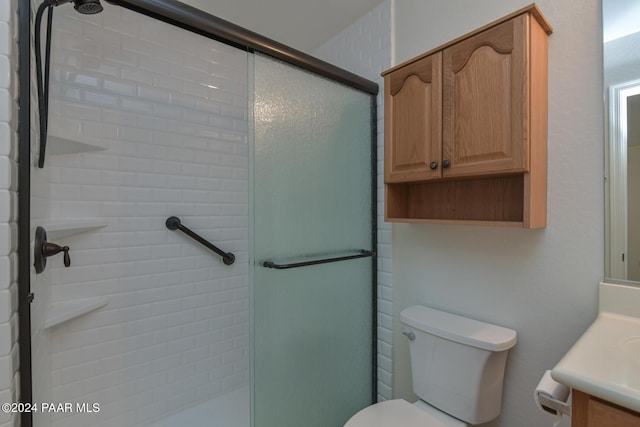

left=47, top=0, right=103, bottom=14
left=73, top=0, right=103, bottom=14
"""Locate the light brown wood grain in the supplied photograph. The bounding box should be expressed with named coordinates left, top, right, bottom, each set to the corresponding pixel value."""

left=572, top=390, right=590, bottom=427
left=386, top=176, right=524, bottom=223
left=381, top=3, right=552, bottom=77
left=572, top=390, right=640, bottom=427
left=442, top=16, right=528, bottom=178
left=448, top=19, right=515, bottom=73
left=382, top=7, right=549, bottom=228
left=384, top=52, right=442, bottom=183
left=523, top=14, right=548, bottom=228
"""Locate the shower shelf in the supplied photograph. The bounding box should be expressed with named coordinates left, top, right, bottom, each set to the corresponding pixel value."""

left=44, top=296, right=108, bottom=329
left=43, top=220, right=107, bottom=240
left=47, top=135, right=107, bottom=156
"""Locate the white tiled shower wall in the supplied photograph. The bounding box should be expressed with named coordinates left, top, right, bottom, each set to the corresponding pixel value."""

left=0, top=0, right=19, bottom=424
left=30, top=4, right=249, bottom=426
left=313, top=0, right=393, bottom=401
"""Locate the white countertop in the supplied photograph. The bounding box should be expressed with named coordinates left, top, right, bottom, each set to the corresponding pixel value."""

left=551, top=282, right=640, bottom=413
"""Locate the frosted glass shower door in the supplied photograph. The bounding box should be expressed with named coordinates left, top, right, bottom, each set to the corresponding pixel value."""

left=252, top=54, right=374, bottom=427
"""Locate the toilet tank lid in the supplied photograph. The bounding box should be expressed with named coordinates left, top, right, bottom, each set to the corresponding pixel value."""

left=400, top=305, right=517, bottom=352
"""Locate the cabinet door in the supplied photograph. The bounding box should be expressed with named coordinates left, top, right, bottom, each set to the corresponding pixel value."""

left=384, top=52, right=442, bottom=183
left=443, top=15, right=529, bottom=178
left=573, top=390, right=640, bottom=427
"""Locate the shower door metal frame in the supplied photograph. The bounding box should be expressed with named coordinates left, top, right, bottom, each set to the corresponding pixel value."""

left=18, top=1, right=34, bottom=426
left=17, top=1, right=379, bottom=425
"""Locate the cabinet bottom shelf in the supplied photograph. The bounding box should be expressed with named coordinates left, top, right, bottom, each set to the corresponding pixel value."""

left=385, top=217, right=525, bottom=227
left=385, top=174, right=542, bottom=228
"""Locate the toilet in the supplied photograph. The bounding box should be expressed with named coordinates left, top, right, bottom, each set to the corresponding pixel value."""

left=345, top=305, right=517, bottom=427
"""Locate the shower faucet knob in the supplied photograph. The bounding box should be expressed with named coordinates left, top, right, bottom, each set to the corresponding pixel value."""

left=34, top=226, right=71, bottom=274
left=43, top=242, right=71, bottom=267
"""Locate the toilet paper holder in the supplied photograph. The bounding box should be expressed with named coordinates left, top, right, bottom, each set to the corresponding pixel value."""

left=537, top=393, right=571, bottom=417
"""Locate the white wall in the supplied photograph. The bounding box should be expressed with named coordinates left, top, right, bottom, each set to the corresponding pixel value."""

left=0, top=0, right=19, bottom=425
left=313, top=0, right=393, bottom=402
left=391, top=2, right=603, bottom=427
left=628, top=145, right=640, bottom=280
left=30, top=4, right=249, bottom=426
left=604, top=31, right=640, bottom=281
left=604, top=31, right=640, bottom=87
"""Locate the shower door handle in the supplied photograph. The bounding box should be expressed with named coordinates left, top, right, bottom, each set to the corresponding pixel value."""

left=262, top=250, right=375, bottom=270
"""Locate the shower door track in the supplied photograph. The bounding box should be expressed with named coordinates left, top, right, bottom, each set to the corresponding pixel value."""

left=107, top=0, right=378, bottom=95
left=17, top=1, right=379, bottom=425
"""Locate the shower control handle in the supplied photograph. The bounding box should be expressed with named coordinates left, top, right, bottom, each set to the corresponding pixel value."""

left=34, top=226, right=71, bottom=274
left=43, top=241, right=71, bottom=267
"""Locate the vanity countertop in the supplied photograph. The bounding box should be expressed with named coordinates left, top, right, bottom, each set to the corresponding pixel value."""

left=551, top=282, right=640, bottom=412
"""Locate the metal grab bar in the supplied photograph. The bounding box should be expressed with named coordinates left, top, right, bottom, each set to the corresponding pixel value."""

left=262, top=249, right=375, bottom=270
left=166, top=216, right=235, bottom=265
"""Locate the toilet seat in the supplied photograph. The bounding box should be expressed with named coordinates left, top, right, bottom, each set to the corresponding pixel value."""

left=344, top=400, right=458, bottom=427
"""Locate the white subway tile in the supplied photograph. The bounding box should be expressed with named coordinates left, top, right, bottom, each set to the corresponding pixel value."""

left=0, top=390, right=12, bottom=423
left=0, top=89, right=9, bottom=124
left=0, top=123, right=10, bottom=158
left=377, top=383, right=392, bottom=401
left=0, top=191, right=10, bottom=223
left=0, top=323, right=9, bottom=357
left=0, top=23, right=9, bottom=57
left=0, top=56, right=8, bottom=90
left=0, top=1, right=9, bottom=23
left=120, top=36, right=156, bottom=57
left=0, top=257, right=9, bottom=292
left=0, top=225, right=14, bottom=257
left=137, top=84, right=170, bottom=103
left=103, top=11, right=138, bottom=38
left=0, top=352, right=12, bottom=390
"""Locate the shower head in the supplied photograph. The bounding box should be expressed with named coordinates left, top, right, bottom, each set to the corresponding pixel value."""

left=47, top=0, right=104, bottom=14
left=35, top=0, right=103, bottom=168
left=73, top=0, right=103, bottom=14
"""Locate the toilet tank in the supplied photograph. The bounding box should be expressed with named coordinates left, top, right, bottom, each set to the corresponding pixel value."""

left=400, top=306, right=517, bottom=425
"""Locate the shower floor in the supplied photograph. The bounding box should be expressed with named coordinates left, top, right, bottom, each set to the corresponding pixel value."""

left=151, top=387, right=249, bottom=427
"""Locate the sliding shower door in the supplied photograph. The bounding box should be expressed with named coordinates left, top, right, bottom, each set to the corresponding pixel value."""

left=29, top=5, right=251, bottom=426
left=252, top=53, right=374, bottom=427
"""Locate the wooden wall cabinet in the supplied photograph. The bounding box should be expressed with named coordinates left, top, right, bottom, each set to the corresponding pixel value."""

left=572, top=390, right=640, bottom=427
left=382, top=4, right=552, bottom=228
left=385, top=52, right=442, bottom=183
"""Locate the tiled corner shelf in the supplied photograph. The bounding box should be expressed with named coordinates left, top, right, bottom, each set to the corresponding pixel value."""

left=47, top=135, right=107, bottom=156
left=43, top=220, right=107, bottom=240
left=39, top=220, right=109, bottom=329
left=44, top=297, right=108, bottom=329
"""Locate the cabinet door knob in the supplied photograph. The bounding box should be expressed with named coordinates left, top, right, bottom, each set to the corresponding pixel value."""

left=429, top=161, right=438, bottom=170
left=442, top=160, right=451, bottom=168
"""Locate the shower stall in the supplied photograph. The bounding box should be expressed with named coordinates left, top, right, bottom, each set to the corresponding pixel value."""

left=20, top=0, right=377, bottom=426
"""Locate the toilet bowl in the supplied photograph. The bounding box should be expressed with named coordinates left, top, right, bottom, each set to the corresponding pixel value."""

left=344, top=305, right=517, bottom=426
left=345, top=399, right=465, bottom=427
